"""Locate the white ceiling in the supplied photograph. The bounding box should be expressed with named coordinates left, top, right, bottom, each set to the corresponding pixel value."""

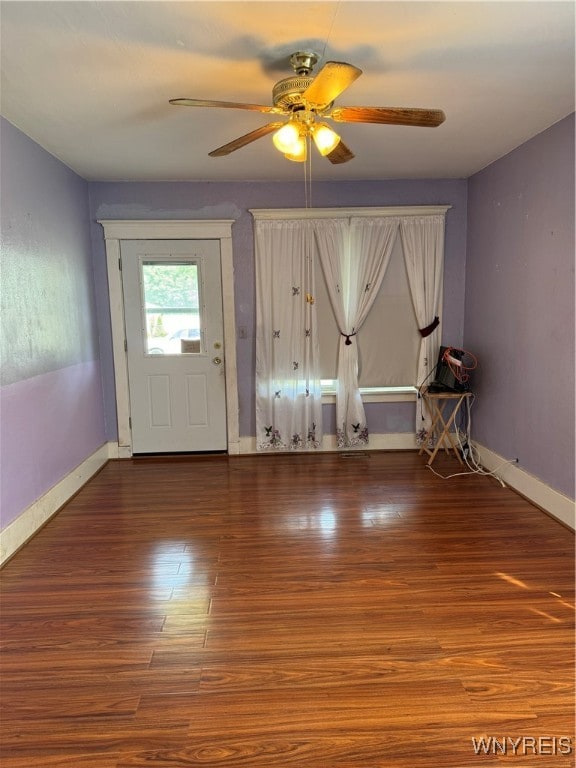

left=1, top=1, right=574, bottom=182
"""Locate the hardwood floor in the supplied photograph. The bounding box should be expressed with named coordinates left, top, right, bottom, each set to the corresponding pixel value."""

left=1, top=451, right=574, bottom=767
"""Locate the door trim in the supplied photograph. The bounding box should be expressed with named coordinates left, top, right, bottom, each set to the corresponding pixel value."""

left=98, top=220, right=239, bottom=455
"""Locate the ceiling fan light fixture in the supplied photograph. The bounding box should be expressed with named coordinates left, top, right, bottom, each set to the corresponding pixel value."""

left=171, top=51, right=445, bottom=165
left=312, top=124, right=341, bottom=156
left=272, top=122, right=301, bottom=154
left=284, top=136, right=307, bottom=162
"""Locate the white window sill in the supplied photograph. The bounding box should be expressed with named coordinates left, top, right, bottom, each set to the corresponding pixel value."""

left=321, top=386, right=418, bottom=404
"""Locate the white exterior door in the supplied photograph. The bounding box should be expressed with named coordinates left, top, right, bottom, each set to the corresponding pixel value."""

left=121, top=239, right=227, bottom=453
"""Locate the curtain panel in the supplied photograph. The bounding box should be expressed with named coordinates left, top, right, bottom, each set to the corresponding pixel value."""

left=255, top=219, right=323, bottom=451
left=315, top=217, right=400, bottom=447
left=399, top=215, right=446, bottom=442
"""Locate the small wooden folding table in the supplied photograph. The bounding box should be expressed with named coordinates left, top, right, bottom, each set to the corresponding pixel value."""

left=418, top=389, right=472, bottom=466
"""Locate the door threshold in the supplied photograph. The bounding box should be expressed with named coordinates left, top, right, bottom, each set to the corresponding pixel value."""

left=131, top=450, right=228, bottom=459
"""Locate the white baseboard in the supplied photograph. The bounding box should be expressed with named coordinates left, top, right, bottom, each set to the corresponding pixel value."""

left=0, top=442, right=114, bottom=566
left=108, top=434, right=417, bottom=458
left=473, top=442, right=575, bottom=530
left=239, top=432, right=418, bottom=454
left=107, top=443, right=132, bottom=459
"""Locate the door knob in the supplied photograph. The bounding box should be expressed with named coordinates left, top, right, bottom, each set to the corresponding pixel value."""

left=212, top=357, right=222, bottom=365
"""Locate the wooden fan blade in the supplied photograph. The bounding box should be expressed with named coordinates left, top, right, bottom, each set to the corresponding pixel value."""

left=303, top=61, right=362, bottom=108
left=330, top=106, right=446, bottom=127
left=326, top=139, right=355, bottom=165
left=170, top=98, right=281, bottom=114
left=208, top=122, right=284, bottom=157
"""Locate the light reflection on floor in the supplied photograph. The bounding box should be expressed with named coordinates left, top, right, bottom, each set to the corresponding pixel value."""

left=361, top=504, right=404, bottom=527
left=494, top=570, right=575, bottom=624
left=150, top=542, right=213, bottom=598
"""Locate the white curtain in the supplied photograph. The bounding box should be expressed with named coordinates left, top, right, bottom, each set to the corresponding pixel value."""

left=316, top=217, right=400, bottom=447
left=400, top=215, right=445, bottom=442
left=255, top=219, right=323, bottom=451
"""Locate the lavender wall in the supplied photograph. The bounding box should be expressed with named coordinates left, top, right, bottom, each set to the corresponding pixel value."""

left=465, top=114, right=575, bottom=499
left=89, top=179, right=467, bottom=440
left=2, top=107, right=571, bottom=533
left=0, top=118, right=106, bottom=530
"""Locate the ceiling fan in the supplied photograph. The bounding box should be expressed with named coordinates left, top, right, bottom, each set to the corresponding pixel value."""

left=169, top=52, right=445, bottom=164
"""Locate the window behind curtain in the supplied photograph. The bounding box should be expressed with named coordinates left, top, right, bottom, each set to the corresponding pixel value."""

left=316, top=234, right=420, bottom=388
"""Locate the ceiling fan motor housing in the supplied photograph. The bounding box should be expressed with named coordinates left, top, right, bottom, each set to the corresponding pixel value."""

left=272, top=51, right=320, bottom=110
left=272, top=75, right=314, bottom=110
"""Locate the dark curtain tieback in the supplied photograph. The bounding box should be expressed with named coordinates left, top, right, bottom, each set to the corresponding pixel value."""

left=341, top=331, right=357, bottom=346
left=419, top=317, right=440, bottom=338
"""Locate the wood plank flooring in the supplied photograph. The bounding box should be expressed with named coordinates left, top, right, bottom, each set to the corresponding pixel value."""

left=1, top=451, right=574, bottom=767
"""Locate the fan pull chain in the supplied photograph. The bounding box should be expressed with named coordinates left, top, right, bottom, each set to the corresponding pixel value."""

left=303, top=134, right=312, bottom=209
left=303, top=146, right=308, bottom=209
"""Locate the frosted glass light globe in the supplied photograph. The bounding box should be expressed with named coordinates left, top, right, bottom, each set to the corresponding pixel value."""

left=313, top=124, right=341, bottom=155
left=273, top=123, right=301, bottom=153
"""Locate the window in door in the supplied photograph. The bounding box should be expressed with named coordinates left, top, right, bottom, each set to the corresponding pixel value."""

left=141, top=260, right=202, bottom=355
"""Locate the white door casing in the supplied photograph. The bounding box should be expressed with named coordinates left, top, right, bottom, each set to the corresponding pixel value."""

left=121, top=240, right=226, bottom=453
left=99, top=220, right=239, bottom=456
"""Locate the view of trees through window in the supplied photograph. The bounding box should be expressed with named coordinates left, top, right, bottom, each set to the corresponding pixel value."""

left=142, top=261, right=201, bottom=354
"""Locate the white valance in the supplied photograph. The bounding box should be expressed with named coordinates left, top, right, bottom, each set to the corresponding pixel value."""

left=251, top=206, right=451, bottom=221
